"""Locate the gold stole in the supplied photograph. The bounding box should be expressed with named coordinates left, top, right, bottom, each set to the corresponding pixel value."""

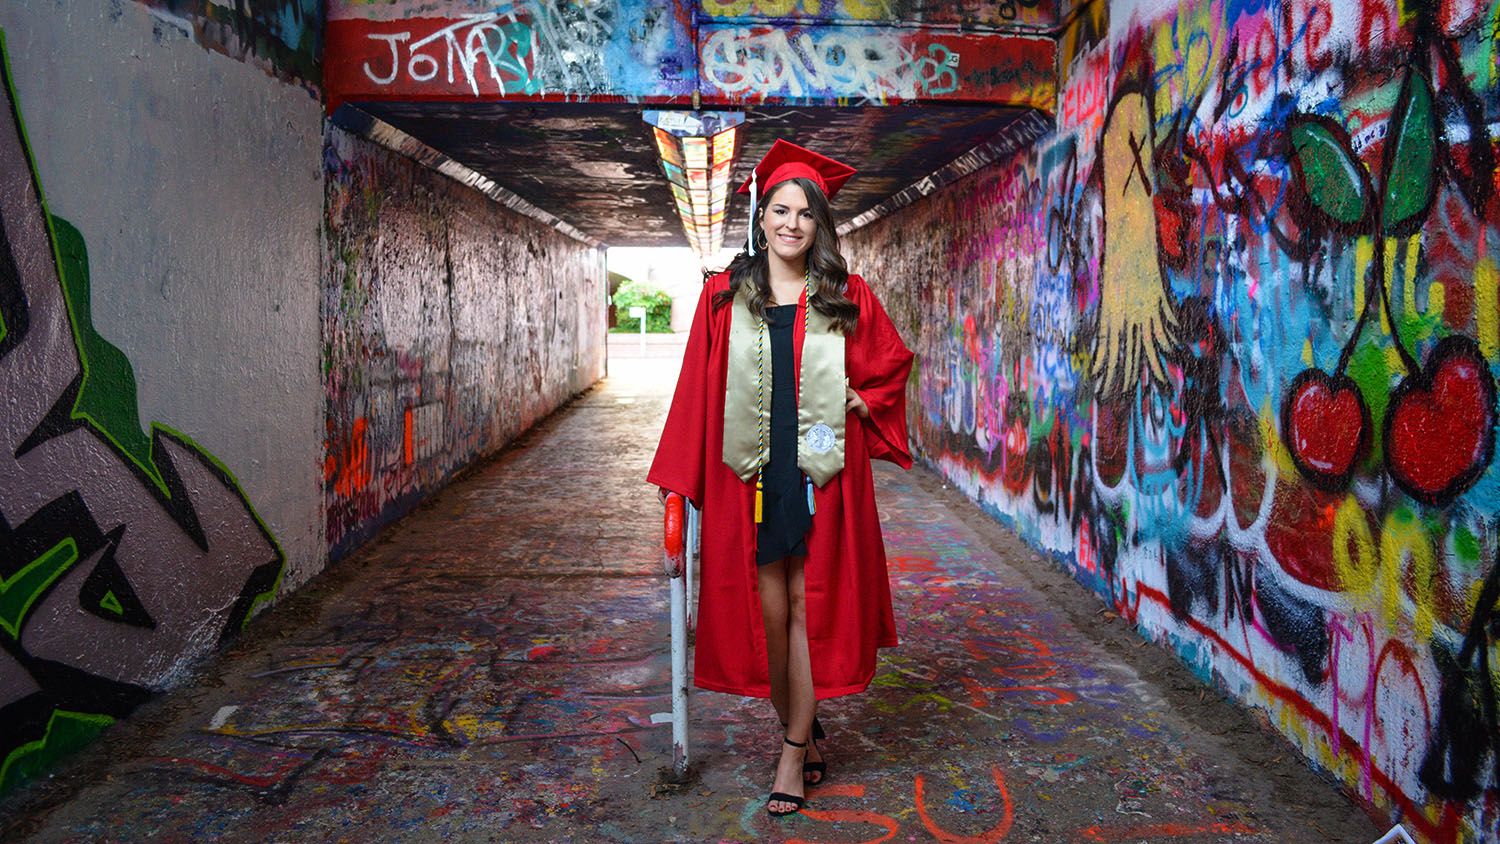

left=723, top=287, right=846, bottom=489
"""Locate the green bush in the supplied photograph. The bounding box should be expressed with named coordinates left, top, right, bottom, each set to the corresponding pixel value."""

left=612, top=278, right=674, bottom=333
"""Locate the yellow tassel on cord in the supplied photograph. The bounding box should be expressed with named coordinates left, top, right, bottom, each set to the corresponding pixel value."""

left=755, top=474, right=764, bottom=523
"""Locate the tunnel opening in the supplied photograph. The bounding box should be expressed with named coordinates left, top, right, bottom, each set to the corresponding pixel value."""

left=604, top=245, right=702, bottom=367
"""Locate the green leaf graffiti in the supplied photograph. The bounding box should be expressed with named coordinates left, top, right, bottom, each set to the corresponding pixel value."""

left=0, top=710, right=114, bottom=794
left=49, top=216, right=160, bottom=485
left=1289, top=118, right=1369, bottom=226
left=0, top=539, right=79, bottom=639
left=1382, top=68, right=1438, bottom=233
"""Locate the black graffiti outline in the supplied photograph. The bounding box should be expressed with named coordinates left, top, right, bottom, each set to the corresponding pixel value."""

left=1419, top=546, right=1500, bottom=802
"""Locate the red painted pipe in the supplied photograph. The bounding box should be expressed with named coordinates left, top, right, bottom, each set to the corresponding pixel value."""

left=663, top=493, right=685, bottom=577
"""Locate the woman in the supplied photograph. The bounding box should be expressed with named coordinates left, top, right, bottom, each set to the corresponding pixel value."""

left=648, top=140, right=914, bottom=817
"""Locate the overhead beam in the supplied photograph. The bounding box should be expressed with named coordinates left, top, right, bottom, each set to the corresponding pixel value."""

left=325, top=1, right=1056, bottom=113
left=697, top=25, right=1054, bottom=108
left=694, top=0, right=1057, bottom=30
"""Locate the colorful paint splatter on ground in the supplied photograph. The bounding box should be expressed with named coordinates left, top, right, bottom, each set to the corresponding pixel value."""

left=2, top=347, right=1380, bottom=841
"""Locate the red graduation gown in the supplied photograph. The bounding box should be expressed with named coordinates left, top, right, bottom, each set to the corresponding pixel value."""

left=648, top=271, right=914, bottom=699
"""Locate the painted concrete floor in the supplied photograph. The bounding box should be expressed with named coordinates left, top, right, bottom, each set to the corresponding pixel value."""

left=2, top=347, right=1384, bottom=843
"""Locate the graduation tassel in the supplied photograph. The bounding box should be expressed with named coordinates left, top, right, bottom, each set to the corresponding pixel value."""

left=747, top=169, right=758, bottom=256
left=805, top=475, right=816, bottom=515
left=755, top=471, right=764, bottom=523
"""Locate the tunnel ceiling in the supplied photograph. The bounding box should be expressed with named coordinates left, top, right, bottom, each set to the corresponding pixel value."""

left=356, top=101, right=1035, bottom=248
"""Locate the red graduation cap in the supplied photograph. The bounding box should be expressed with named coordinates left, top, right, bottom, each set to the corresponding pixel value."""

left=736, top=139, right=857, bottom=199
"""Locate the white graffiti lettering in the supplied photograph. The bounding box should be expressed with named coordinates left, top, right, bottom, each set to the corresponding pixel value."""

left=360, top=3, right=618, bottom=97
left=701, top=27, right=959, bottom=102
left=362, top=14, right=534, bottom=96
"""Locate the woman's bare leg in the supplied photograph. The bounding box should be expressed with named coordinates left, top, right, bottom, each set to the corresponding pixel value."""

left=758, top=560, right=791, bottom=725
left=764, top=555, right=821, bottom=813
left=784, top=555, right=821, bottom=782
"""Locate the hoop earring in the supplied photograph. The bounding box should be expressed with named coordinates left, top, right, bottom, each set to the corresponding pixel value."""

left=754, top=228, right=769, bottom=251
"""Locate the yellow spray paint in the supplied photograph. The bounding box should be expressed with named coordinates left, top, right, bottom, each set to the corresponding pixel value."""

left=842, top=0, right=892, bottom=19
left=1382, top=237, right=1400, bottom=337
left=1264, top=396, right=1299, bottom=477
left=1475, top=257, right=1497, bottom=360
left=1386, top=345, right=1405, bottom=375
left=701, top=0, right=803, bottom=16
left=1091, top=88, right=1179, bottom=397
left=1398, top=0, right=1420, bottom=28
left=1354, top=237, right=1373, bottom=318
left=1380, top=508, right=1437, bottom=642
left=1332, top=495, right=1376, bottom=595
left=450, top=713, right=483, bottom=740
left=1150, top=0, right=1220, bottom=119
left=1334, top=499, right=1441, bottom=641
left=1403, top=234, right=1421, bottom=316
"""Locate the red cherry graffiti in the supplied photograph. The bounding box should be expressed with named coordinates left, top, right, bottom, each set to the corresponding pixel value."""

left=1281, top=370, right=1370, bottom=491
left=1384, top=336, right=1497, bottom=505
left=1280, top=62, right=1496, bottom=504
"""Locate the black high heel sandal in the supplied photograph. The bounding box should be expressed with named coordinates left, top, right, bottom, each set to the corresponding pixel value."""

left=804, top=717, right=828, bottom=784
left=781, top=717, right=829, bottom=785
left=782, top=717, right=827, bottom=740
left=767, top=737, right=808, bottom=817
left=802, top=744, right=827, bottom=785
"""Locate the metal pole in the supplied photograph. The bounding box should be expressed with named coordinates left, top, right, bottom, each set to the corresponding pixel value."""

left=669, top=570, right=689, bottom=778
left=685, top=503, right=699, bottom=631
left=662, top=494, right=691, bottom=781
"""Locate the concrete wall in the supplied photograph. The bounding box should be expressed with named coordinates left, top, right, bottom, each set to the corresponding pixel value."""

left=0, top=0, right=604, bottom=796
left=0, top=1, right=324, bottom=794
left=844, top=1, right=1500, bottom=840
left=323, top=128, right=607, bottom=559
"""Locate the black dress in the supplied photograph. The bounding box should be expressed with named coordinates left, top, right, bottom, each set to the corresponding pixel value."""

left=756, top=304, right=813, bottom=565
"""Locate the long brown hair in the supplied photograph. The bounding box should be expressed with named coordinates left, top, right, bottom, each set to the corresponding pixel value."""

left=710, top=177, right=859, bottom=335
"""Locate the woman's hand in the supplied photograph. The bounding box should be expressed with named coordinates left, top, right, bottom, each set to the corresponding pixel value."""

left=845, top=386, right=870, bottom=419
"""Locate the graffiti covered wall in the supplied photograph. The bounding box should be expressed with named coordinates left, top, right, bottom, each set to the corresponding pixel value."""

left=845, top=0, right=1500, bottom=839
left=135, top=0, right=322, bottom=88
left=323, top=0, right=1056, bottom=110
left=0, top=1, right=324, bottom=793
left=323, top=128, right=607, bottom=560
left=2, top=0, right=607, bottom=799
left=325, top=0, right=698, bottom=106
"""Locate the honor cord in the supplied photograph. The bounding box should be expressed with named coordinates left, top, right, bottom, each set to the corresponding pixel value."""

left=754, top=268, right=813, bottom=523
